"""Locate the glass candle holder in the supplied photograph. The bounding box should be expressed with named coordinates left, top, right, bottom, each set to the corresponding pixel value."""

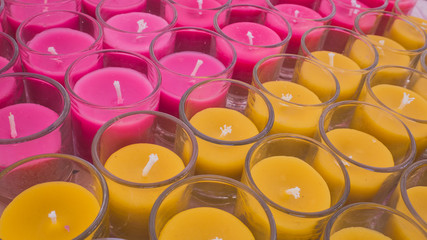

left=421, top=50, right=427, bottom=73
left=166, top=0, right=230, bottom=30
left=179, top=78, right=274, bottom=180
left=65, top=49, right=161, bottom=162
left=354, top=10, right=427, bottom=69
left=252, top=54, right=339, bottom=138
left=0, top=31, right=20, bottom=76
left=16, top=10, right=103, bottom=86
left=149, top=175, right=277, bottom=240
left=267, top=0, right=336, bottom=53
left=0, top=0, right=4, bottom=32
left=242, top=133, right=350, bottom=240
left=3, top=0, right=80, bottom=36
left=301, top=25, right=378, bottom=101
left=323, top=202, right=427, bottom=240
left=150, top=27, right=236, bottom=117
left=360, top=65, right=427, bottom=159
left=0, top=73, right=72, bottom=171
left=92, top=110, right=198, bottom=240
left=0, top=153, right=109, bottom=239
left=319, top=100, right=416, bottom=204
left=214, top=4, right=291, bottom=84
left=96, top=0, right=176, bottom=58
left=82, top=0, right=145, bottom=18
left=393, top=0, right=419, bottom=15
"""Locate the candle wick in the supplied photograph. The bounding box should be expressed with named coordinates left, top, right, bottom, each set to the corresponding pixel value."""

left=281, top=93, right=293, bottom=102
left=48, top=46, right=58, bottom=55
left=292, top=10, right=299, bottom=23
left=8, top=112, right=18, bottom=139
left=212, top=238, right=223, bottom=240
left=328, top=52, right=336, bottom=67
left=190, top=59, right=204, bottom=77
left=64, top=225, right=70, bottom=232
left=285, top=187, right=301, bottom=199
left=142, top=153, right=159, bottom=177
left=348, top=0, right=361, bottom=16
left=377, top=40, right=385, bottom=56
left=113, top=80, right=124, bottom=105
left=48, top=211, right=57, bottom=224
left=398, top=92, right=415, bottom=110
left=247, top=31, right=254, bottom=45
left=220, top=124, right=232, bottom=137
left=137, top=19, right=148, bottom=33
left=197, top=0, right=203, bottom=15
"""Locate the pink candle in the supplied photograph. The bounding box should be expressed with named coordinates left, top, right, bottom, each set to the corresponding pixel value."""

left=320, top=0, right=369, bottom=29
left=158, top=51, right=227, bottom=117
left=83, top=0, right=146, bottom=18
left=0, top=103, right=61, bottom=169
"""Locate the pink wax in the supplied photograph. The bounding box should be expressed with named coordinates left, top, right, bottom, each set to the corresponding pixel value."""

left=267, top=4, right=323, bottom=53
left=0, top=57, right=17, bottom=108
left=220, top=22, right=283, bottom=83
left=320, top=0, right=369, bottom=29
left=387, top=0, right=417, bottom=14
left=103, top=12, right=170, bottom=57
left=71, top=67, right=156, bottom=161
left=158, top=51, right=227, bottom=117
left=0, top=103, right=61, bottom=169
left=23, top=27, right=98, bottom=85
left=83, top=0, right=146, bottom=18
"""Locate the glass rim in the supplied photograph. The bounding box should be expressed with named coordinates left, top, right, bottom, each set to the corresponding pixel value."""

left=354, top=10, right=427, bottom=54
left=95, top=0, right=178, bottom=35
left=301, top=25, right=379, bottom=73
left=365, top=65, right=427, bottom=123
left=91, top=110, right=198, bottom=189
left=179, top=78, right=275, bottom=146
left=266, top=0, right=337, bottom=23
left=253, top=53, right=341, bottom=106
left=149, top=174, right=277, bottom=240
left=0, top=153, right=110, bottom=240
left=4, top=0, right=75, bottom=5
left=149, top=26, right=237, bottom=79
left=324, top=202, right=427, bottom=239
left=0, top=72, right=71, bottom=144
left=0, top=31, right=19, bottom=74
left=399, top=159, right=427, bottom=228
left=319, top=100, right=417, bottom=172
left=244, top=133, right=351, bottom=218
left=213, top=4, right=292, bottom=48
left=16, top=10, right=103, bottom=56
left=168, top=0, right=232, bottom=11
left=421, top=50, right=427, bottom=72
left=65, top=49, right=162, bottom=109
left=333, top=0, right=389, bottom=10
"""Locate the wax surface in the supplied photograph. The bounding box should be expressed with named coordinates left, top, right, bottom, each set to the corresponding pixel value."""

left=159, top=207, right=255, bottom=240
left=397, top=186, right=427, bottom=226
left=0, top=181, right=100, bottom=240
left=189, top=107, right=259, bottom=179
left=322, top=0, right=369, bottom=29
left=388, top=19, right=425, bottom=51
left=168, top=0, right=222, bottom=29
left=330, top=227, right=392, bottom=240
left=366, top=35, right=410, bottom=67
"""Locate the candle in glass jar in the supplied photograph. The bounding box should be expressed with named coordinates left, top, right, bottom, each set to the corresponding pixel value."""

left=330, top=227, right=392, bottom=240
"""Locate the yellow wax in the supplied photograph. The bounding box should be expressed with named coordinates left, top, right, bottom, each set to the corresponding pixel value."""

left=408, top=16, right=427, bottom=34
left=0, top=181, right=100, bottom=240
left=158, top=207, right=255, bottom=240
left=250, top=156, right=331, bottom=238
left=104, top=143, right=185, bottom=239
left=315, top=128, right=394, bottom=203
left=311, top=51, right=362, bottom=101
left=366, top=84, right=427, bottom=156
left=413, top=77, right=427, bottom=100
left=330, top=227, right=392, bottom=240
left=249, top=81, right=322, bottom=137
left=189, top=107, right=259, bottom=180
left=388, top=19, right=425, bottom=50
left=367, top=35, right=411, bottom=67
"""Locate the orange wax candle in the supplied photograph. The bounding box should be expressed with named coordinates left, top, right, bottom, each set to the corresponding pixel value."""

left=189, top=107, right=259, bottom=179
left=330, top=227, right=392, bottom=240
left=250, top=81, right=322, bottom=137
left=104, top=143, right=185, bottom=238
left=408, top=17, right=427, bottom=33
left=250, top=155, right=331, bottom=238
left=159, top=207, right=255, bottom=240
left=0, top=181, right=100, bottom=240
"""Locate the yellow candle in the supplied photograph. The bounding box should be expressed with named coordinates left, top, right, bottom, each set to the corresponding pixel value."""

left=0, top=181, right=100, bottom=240
left=388, top=19, right=426, bottom=51
left=315, top=128, right=394, bottom=203
left=330, top=227, right=392, bottom=240
left=250, top=81, right=322, bottom=137
left=104, top=143, right=185, bottom=239
left=367, top=35, right=410, bottom=67
left=250, top=155, right=331, bottom=238
left=189, top=107, right=259, bottom=180
left=396, top=186, right=427, bottom=228
left=310, top=51, right=362, bottom=101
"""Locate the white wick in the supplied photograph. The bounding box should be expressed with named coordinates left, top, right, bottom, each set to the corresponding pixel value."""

left=190, top=59, right=204, bottom=77
left=113, top=81, right=124, bottom=105
left=247, top=31, right=254, bottom=45
left=349, top=0, right=361, bottom=16
left=137, top=19, right=148, bottom=33
left=398, top=92, right=415, bottom=110
left=377, top=40, right=385, bottom=56
left=285, top=187, right=301, bottom=199
left=48, top=46, right=58, bottom=55
left=48, top=211, right=57, bottom=224
left=212, top=238, right=223, bottom=240
left=293, top=10, right=300, bottom=23
left=281, top=93, right=293, bottom=102
left=142, top=153, right=159, bottom=177
left=220, top=124, right=232, bottom=137
left=197, top=0, right=203, bottom=15
left=328, top=52, right=336, bottom=66
left=8, top=112, right=17, bottom=139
